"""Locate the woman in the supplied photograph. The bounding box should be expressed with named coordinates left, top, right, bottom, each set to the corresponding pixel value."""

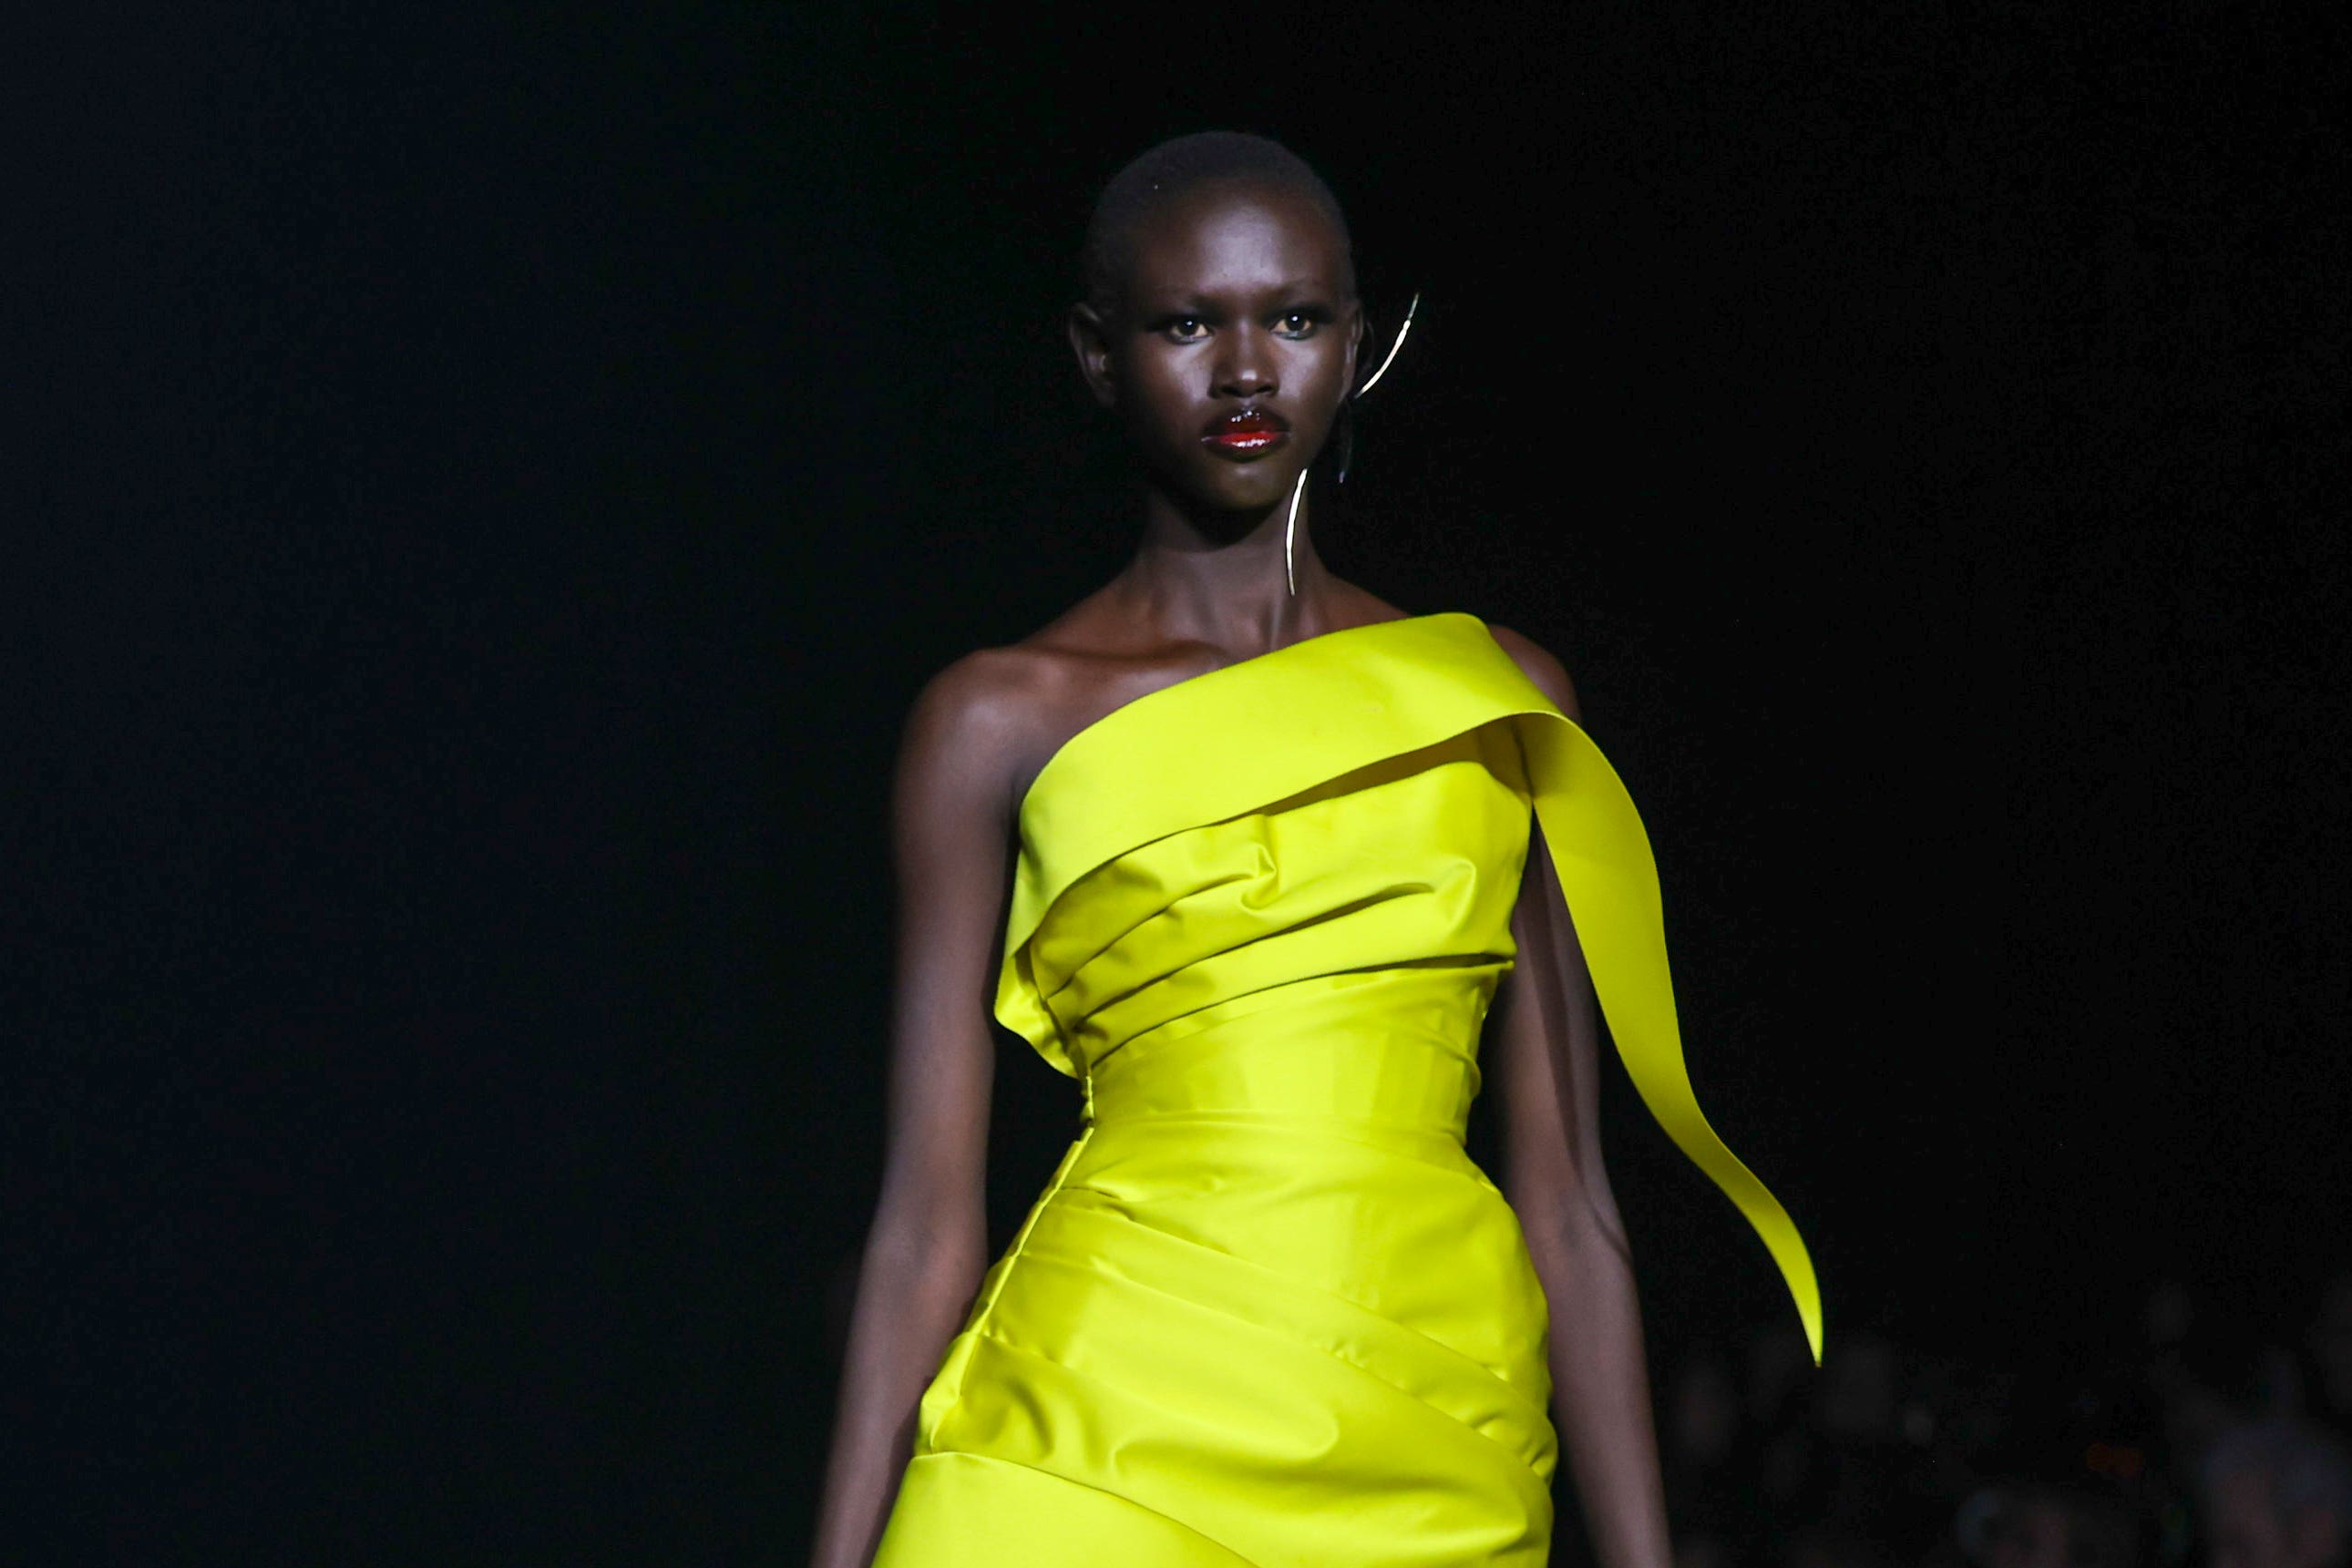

left=811, top=132, right=1820, bottom=1568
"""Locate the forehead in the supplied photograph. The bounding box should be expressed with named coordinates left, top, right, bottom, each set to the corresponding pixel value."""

left=1119, top=179, right=1351, bottom=302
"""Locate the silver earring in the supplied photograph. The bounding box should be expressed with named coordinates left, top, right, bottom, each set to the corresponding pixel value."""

left=1289, top=293, right=1419, bottom=596
left=1356, top=291, right=1420, bottom=396
left=1283, top=467, right=1309, bottom=596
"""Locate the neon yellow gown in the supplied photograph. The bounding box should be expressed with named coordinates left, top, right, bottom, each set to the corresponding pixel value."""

left=872, top=612, right=1818, bottom=1567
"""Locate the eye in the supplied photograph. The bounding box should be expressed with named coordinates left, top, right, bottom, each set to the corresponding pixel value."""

left=1162, top=315, right=1209, bottom=343
left=1273, top=309, right=1322, bottom=340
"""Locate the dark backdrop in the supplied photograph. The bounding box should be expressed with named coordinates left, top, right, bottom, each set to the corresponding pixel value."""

left=15, top=5, right=2347, bottom=1563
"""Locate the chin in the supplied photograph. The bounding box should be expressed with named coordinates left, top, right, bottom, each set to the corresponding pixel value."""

left=1214, top=477, right=1297, bottom=514
left=1198, top=457, right=1309, bottom=513
left=1138, top=437, right=1314, bottom=518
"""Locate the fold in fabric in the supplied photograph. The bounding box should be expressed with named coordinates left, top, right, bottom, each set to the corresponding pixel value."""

left=878, top=610, right=1822, bottom=1565
left=998, top=611, right=1822, bottom=1360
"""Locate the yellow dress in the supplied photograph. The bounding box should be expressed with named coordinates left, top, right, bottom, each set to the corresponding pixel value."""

left=872, top=612, right=1818, bottom=1567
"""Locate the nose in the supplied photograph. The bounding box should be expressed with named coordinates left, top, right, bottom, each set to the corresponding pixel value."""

left=1211, top=323, right=1276, bottom=400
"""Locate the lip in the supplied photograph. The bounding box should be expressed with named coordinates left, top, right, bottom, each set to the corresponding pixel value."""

left=1200, top=407, right=1291, bottom=460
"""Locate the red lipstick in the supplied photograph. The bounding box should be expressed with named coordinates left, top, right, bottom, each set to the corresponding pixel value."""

left=1201, top=407, right=1290, bottom=460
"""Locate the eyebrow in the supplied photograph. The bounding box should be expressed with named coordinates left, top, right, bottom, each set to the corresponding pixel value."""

left=1138, top=278, right=1338, bottom=308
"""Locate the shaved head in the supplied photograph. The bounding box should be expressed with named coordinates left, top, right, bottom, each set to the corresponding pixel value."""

left=1081, top=131, right=1354, bottom=316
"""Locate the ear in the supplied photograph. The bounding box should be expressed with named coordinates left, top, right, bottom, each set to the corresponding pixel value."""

left=1067, top=302, right=1117, bottom=408
left=1344, top=301, right=1366, bottom=393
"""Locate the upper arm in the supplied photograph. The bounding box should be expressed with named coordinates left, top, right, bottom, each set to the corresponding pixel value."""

left=1482, top=627, right=1627, bottom=1245
left=872, top=651, right=1032, bottom=1237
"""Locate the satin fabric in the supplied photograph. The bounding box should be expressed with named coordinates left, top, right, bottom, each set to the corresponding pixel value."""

left=872, top=613, right=1819, bottom=1566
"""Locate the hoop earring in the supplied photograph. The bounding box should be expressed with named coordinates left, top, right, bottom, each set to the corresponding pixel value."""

left=1337, top=292, right=1418, bottom=489
left=1289, top=293, right=1418, bottom=593
left=1283, top=467, right=1309, bottom=596
left=1356, top=291, right=1420, bottom=396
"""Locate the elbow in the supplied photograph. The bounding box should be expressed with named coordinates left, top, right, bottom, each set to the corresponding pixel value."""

left=1512, top=1180, right=1636, bottom=1281
left=861, top=1188, right=989, bottom=1307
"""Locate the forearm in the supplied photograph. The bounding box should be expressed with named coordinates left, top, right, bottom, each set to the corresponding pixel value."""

left=808, top=1219, right=984, bottom=1568
left=1525, top=1202, right=1672, bottom=1568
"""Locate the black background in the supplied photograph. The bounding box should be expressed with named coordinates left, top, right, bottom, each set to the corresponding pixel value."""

left=15, top=5, right=2347, bottom=1563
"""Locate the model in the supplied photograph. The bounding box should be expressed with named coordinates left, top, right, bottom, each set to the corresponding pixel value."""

left=811, top=131, right=1820, bottom=1568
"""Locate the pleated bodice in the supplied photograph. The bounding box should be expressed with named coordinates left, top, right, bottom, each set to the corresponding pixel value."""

left=1032, top=722, right=1529, bottom=1132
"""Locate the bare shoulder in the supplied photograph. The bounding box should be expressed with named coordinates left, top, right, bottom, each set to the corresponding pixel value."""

left=1484, top=623, right=1580, bottom=721
left=914, top=581, right=1432, bottom=812
left=898, top=642, right=1071, bottom=815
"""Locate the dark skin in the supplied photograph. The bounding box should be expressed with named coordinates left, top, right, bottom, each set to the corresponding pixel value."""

left=810, top=177, right=1672, bottom=1568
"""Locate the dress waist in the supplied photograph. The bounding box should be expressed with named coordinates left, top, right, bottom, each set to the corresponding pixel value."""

left=1080, top=968, right=1494, bottom=1139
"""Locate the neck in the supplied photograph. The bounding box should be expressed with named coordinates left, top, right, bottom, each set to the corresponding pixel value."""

left=1112, top=480, right=1330, bottom=649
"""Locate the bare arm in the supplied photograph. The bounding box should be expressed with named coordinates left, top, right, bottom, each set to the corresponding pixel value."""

left=808, top=655, right=1029, bottom=1568
left=1484, top=628, right=1673, bottom=1568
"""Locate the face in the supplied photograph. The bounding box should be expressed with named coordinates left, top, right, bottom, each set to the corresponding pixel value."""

left=1070, top=179, right=1361, bottom=522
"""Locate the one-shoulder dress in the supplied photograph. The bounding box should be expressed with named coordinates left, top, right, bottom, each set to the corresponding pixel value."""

left=872, top=612, right=1820, bottom=1567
